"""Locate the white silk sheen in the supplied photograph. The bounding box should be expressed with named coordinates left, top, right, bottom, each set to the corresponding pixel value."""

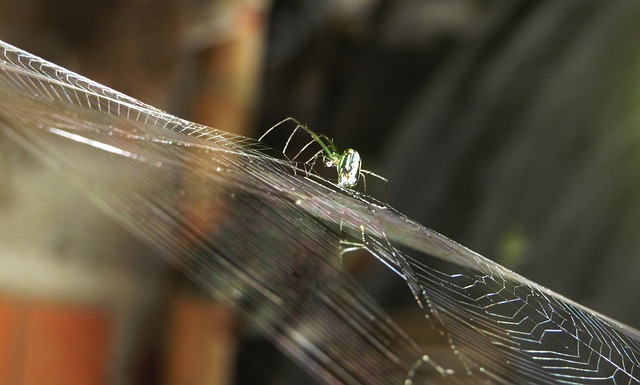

left=1, top=40, right=640, bottom=385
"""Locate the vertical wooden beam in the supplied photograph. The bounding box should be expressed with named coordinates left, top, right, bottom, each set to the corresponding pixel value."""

left=164, top=2, right=267, bottom=385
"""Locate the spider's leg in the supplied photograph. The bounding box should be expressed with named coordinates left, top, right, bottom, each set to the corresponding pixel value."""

left=283, top=124, right=311, bottom=157
left=338, top=223, right=367, bottom=262
left=300, top=149, right=324, bottom=177
left=258, top=116, right=302, bottom=142
left=359, top=172, right=368, bottom=195
left=293, top=125, right=336, bottom=159
left=360, top=169, right=388, bottom=183
left=338, top=220, right=355, bottom=265
left=305, top=149, right=324, bottom=169
left=361, top=169, right=389, bottom=201
left=259, top=117, right=341, bottom=178
left=292, top=138, right=318, bottom=161
left=317, top=133, right=338, bottom=153
left=288, top=127, right=336, bottom=163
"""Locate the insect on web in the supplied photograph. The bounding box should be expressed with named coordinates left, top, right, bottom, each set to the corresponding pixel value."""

left=259, top=117, right=388, bottom=199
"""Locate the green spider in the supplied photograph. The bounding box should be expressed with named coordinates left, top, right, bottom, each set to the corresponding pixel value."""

left=259, top=117, right=387, bottom=191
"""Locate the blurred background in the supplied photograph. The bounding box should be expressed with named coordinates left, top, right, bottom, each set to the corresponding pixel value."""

left=2, top=0, right=640, bottom=384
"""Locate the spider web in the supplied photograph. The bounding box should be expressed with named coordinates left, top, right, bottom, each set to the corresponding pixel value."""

left=1, top=39, right=640, bottom=385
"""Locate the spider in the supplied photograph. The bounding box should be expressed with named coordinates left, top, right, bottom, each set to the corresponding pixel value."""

left=259, top=117, right=387, bottom=192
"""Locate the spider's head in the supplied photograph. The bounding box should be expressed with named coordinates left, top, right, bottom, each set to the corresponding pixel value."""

left=336, top=148, right=361, bottom=188
left=324, top=156, right=336, bottom=168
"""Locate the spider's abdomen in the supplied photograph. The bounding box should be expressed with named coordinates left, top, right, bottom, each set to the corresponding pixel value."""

left=337, top=148, right=361, bottom=188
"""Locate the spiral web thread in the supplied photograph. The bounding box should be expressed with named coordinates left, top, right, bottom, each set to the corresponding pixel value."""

left=1, top=40, right=640, bottom=384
